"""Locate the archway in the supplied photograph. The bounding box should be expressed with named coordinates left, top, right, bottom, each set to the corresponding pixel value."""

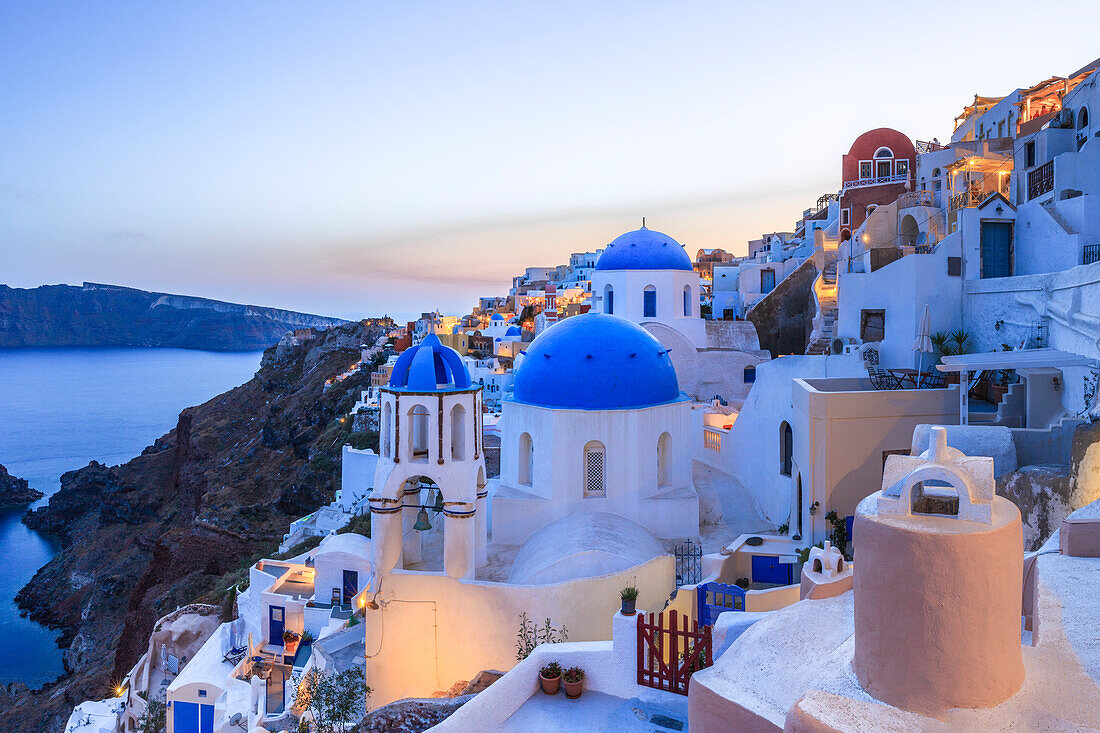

left=900, top=214, right=919, bottom=247
left=604, top=284, right=614, bottom=314
left=450, top=404, right=466, bottom=460
left=409, top=405, right=430, bottom=463
left=657, top=432, right=672, bottom=488
left=518, top=432, right=533, bottom=486
left=401, top=475, right=445, bottom=572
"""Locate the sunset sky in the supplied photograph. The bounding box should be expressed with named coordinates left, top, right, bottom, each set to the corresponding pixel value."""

left=3, top=1, right=1099, bottom=320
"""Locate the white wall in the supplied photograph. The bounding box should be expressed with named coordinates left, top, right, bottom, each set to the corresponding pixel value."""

left=494, top=398, right=697, bottom=544
left=592, top=268, right=707, bottom=348
left=701, top=354, right=866, bottom=524
left=364, top=555, right=674, bottom=706
left=836, top=236, right=963, bottom=369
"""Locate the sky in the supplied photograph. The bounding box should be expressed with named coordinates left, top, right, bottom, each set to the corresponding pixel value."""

left=2, top=2, right=1099, bottom=321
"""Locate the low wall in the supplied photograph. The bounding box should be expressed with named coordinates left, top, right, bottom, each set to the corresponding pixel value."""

left=433, top=611, right=684, bottom=731
left=365, top=555, right=675, bottom=705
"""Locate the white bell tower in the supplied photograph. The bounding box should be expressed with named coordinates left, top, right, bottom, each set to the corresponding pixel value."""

left=370, top=334, right=487, bottom=581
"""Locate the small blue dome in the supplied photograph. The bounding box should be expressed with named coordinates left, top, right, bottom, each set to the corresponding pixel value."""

left=595, top=226, right=693, bottom=271
left=505, top=325, right=522, bottom=337
left=451, top=324, right=462, bottom=334
left=512, top=313, right=681, bottom=410
left=491, top=313, right=506, bottom=321
left=389, top=334, right=471, bottom=391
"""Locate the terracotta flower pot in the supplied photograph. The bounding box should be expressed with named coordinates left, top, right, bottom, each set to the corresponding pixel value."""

left=539, top=672, right=560, bottom=695
left=563, top=677, right=584, bottom=699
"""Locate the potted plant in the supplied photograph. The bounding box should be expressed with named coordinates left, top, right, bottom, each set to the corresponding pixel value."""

left=620, top=586, right=639, bottom=615
left=283, top=629, right=301, bottom=655
left=539, top=661, right=561, bottom=695
left=562, top=667, right=585, bottom=699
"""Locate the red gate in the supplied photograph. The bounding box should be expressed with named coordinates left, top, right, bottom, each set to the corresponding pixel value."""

left=637, top=610, right=713, bottom=695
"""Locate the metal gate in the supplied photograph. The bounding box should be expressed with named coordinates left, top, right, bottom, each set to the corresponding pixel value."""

left=697, top=582, right=746, bottom=626
left=637, top=610, right=713, bottom=696
left=673, top=541, right=701, bottom=587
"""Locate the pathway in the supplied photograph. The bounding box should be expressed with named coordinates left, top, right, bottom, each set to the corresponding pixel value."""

left=501, top=692, right=689, bottom=732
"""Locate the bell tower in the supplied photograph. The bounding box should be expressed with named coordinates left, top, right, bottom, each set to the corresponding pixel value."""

left=370, top=334, right=487, bottom=580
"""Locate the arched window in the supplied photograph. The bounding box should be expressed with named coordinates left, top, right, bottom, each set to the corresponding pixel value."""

left=583, top=440, right=606, bottom=497
left=874, top=147, right=894, bottom=158
left=1079, top=106, right=1090, bottom=130
left=780, top=421, right=793, bottom=476
left=643, top=285, right=657, bottom=318
left=382, top=402, right=393, bottom=458
left=518, top=432, right=533, bottom=486
left=657, top=432, right=672, bottom=488
left=743, top=365, right=756, bottom=384
left=604, top=284, right=614, bottom=314
left=682, top=285, right=692, bottom=316
left=450, top=404, right=466, bottom=460
left=410, top=405, right=430, bottom=462
left=873, top=147, right=894, bottom=178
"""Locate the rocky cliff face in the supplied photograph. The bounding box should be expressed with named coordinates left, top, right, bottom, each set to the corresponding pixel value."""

left=0, top=465, right=42, bottom=507
left=2, top=320, right=384, bottom=731
left=0, top=282, right=347, bottom=351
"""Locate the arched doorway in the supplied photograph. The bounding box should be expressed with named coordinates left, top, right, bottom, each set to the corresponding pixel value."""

left=900, top=214, right=919, bottom=248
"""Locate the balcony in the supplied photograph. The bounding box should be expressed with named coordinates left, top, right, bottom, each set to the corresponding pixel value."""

left=842, top=173, right=910, bottom=192
left=916, top=139, right=948, bottom=154
left=1028, top=161, right=1054, bottom=200
left=898, top=190, right=934, bottom=208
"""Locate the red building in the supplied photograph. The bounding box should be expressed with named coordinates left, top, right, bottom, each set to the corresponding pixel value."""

left=838, top=128, right=916, bottom=242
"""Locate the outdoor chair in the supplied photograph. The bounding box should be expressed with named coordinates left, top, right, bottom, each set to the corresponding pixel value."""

left=223, top=646, right=247, bottom=665
left=868, top=367, right=898, bottom=390
left=918, top=371, right=946, bottom=389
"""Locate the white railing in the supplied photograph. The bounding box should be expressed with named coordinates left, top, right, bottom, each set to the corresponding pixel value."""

left=841, top=173, right=909, bottom=192
left=704, top=429, right=722, bottom=452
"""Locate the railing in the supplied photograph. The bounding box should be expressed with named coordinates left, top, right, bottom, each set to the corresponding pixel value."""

left=1028, top=161, right=1054, bottom=200
left=841, top=173, right=909, bottom=192
left=950, top=188, right=986, bottom=211
left=1084, top=243, right=1100, bottom=265
left=703, top=429, right=722, bottom=452
left=898, top=190, right=934, bottom=208
left=916, top=139, right=948, bottom=154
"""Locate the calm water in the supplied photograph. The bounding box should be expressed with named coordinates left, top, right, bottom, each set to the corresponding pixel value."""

left=0, top=348, right=261, bottom=686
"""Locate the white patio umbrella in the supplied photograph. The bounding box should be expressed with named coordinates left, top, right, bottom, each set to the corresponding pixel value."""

left=913, top=303, right=933, bottom=372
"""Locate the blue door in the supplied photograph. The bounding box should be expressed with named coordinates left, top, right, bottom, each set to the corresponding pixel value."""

left=173, top=702, right=199, bottom=733
left=269, top=606, right=284, bottom=645
left=751, top=555, right=792, bottom=586
left=980, top=222, right=1012, bottom=278
left=342, top=570, right=359, bottom=606
left=172, top=702, right=213, bottom=733
left=761, top=269, right=776, bottom=293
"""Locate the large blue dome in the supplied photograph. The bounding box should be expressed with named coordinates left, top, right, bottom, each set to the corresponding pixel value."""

left=388, top=334, right=472, bottom=391
left=512, top=313, right=681, bottom=410
left=595, top=226, right=693, bottom=271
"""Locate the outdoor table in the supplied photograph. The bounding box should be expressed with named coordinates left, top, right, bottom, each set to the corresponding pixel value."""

left=887, top=369, right=920, bottom=388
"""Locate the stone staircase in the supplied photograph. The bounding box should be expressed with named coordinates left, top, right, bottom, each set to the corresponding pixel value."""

left=806, top=250, right=839, bottom=355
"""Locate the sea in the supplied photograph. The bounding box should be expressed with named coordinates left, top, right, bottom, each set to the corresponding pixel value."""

left=0, top=347, right=261, bottom=687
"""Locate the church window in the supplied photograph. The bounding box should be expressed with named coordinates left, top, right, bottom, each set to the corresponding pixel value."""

left=780, top=421, right=793, bottom=476
left=604, top=284, right=614, bottom=314
left=450, top=404, right=466, bottom=460
left=382, top=402, right=392, bottom=458
left=643, top=285, right=657, bottom=318
left=518, top=432, right=533, bottom=486
left=657, top=433, right=672, bottom=488
left=583, top=441, right=606, bottom=497
left=410, top=404, right=430, bottom=462
left=683, top=285, right=692, bottom=316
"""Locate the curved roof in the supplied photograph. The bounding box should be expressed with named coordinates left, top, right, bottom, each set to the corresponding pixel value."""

left=491, top=313, right=506, bottom=321
left=509, top=512, right=665, bottom=584
left=388, top=334, right=472, bottom=391
left=505, top=325, right=523, bottom=337
left=511, top=313, right=681, bottom=410
left=595, top=226, right=693, bottom=271
left=316, top=532, right=371, bottom=557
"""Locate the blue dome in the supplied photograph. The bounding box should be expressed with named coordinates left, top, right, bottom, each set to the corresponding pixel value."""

left=505, top=325, right=523, bottom=337
left=595, top=226, right=693, bottom=271
left=491, top=313, right=506, bottom=321
left=512, top=313, right=681, bottom=410
left=388, top=334, right=471, bottom=391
